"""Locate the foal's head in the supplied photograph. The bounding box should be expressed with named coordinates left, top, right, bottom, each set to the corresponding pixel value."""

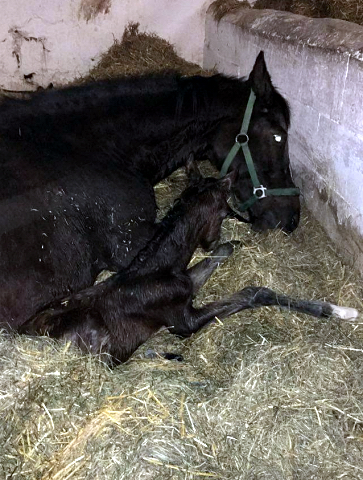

left=177, top=162, right=235, bottom=252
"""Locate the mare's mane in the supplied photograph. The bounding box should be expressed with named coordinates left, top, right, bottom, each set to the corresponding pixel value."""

left=0, top=73, right=250, bottom=133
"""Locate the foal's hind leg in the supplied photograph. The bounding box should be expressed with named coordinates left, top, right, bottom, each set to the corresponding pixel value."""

left=187, top=242, right=238, bottom=294
left=169, top=287, right=359, bottom=337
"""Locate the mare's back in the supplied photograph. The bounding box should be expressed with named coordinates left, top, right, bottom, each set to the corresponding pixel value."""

left=0, top=75, right=181, bottom=142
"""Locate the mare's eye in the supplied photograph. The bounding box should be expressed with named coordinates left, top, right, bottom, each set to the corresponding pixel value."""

left=273, top=134, right=282, bottom=143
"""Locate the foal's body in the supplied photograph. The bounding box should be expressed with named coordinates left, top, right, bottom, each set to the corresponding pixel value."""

left=21, top=172, right=358, bottom=364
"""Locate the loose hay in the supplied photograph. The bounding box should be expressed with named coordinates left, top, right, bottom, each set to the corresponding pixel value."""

left=212, top=0, right=363, bottom=27
left=2, top=26, right=363, bottom=480
left=210, top=0, right=251, bottom=22
left=253, top=0, right=363, bottom=26
left=82, top=23, right=207, bottom=82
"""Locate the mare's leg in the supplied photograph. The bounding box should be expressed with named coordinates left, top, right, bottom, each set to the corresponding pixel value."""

left=169, top=287, right=359, bottom=337
left=188, top=242, right=238, bottom=294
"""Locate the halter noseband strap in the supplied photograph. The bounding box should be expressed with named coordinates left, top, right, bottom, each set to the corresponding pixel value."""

left=219, top=89, right=300, bottom=212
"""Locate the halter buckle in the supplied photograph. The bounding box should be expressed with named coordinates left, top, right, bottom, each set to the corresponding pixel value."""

left=235, top=132, right=249, bottom=145
left=253, top=185, right=267, bottom=199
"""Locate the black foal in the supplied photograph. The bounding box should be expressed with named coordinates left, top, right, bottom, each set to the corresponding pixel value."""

left=20, top=168, right=358, bottom=364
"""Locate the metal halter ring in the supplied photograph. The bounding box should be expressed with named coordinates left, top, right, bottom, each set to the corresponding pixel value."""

left=253, top=185, right=267, bottom=199
left=235, top=132, right=249, bottom=145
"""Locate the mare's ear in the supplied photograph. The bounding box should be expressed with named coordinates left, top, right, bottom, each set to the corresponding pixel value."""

left=219, top=169, right=237, bottom=191
left=185, top=154, right=203, bottom=185
left=248, top=51, right=274, bottom=102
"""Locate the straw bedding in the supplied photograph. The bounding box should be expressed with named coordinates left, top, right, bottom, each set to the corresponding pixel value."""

left=1, top=25, right=363, bottom=480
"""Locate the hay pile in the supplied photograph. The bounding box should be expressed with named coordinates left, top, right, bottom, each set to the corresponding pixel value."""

left=211, top=0, right=363, bottom=26
left=83, top=23, right=206, bottom=81
left=210, top=0, right=252, bottom=22
left=2, top=26, right=363, bottom=480
left=253, top=0, right=363, bottom=26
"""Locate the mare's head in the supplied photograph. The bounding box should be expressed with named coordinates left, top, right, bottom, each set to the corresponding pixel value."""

left=212, top=52, right=300, bottom=233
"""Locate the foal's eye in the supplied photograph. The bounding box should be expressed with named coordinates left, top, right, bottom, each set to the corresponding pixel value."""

left=273, top=134, right=282, bottom=143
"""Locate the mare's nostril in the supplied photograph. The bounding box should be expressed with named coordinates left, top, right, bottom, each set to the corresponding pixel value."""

left=291, top=213, right=299, bottom=229
left=283, top=213, right=300, bottom=233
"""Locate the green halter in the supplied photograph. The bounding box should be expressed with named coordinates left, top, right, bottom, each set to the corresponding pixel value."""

left=219, top=89, right=300, bottom=212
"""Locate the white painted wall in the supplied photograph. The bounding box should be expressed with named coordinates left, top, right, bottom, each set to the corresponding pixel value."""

left=204, top=8, right=363, bottom=271
left=0, top=0, right=213, bottom=90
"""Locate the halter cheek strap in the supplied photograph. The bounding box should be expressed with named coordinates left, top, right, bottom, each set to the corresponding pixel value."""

left=219, top=89, right=300, bottom=212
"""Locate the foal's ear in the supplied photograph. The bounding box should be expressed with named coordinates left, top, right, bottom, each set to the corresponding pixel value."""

left=185, top=154, right=203, bottom=185
left=248, top=51, right=274, bottom=102
left=219, top=169, right=237, bottom=191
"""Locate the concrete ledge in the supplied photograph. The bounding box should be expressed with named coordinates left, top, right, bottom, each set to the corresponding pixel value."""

left=204, top=7, right=363, bottom=272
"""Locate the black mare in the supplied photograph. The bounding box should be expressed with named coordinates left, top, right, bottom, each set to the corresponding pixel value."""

left=20, top=165, right=357, bottom=364
left=0, top=51, right=300, bottom=331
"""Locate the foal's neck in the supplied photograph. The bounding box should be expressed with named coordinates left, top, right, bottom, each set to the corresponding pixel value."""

left=129, top=202, right=207, bottom=275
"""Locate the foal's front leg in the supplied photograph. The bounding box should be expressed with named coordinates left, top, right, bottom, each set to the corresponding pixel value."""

left=169, top=287, right=359, bottom=337
left=187, top=242, right=238, bottom=294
